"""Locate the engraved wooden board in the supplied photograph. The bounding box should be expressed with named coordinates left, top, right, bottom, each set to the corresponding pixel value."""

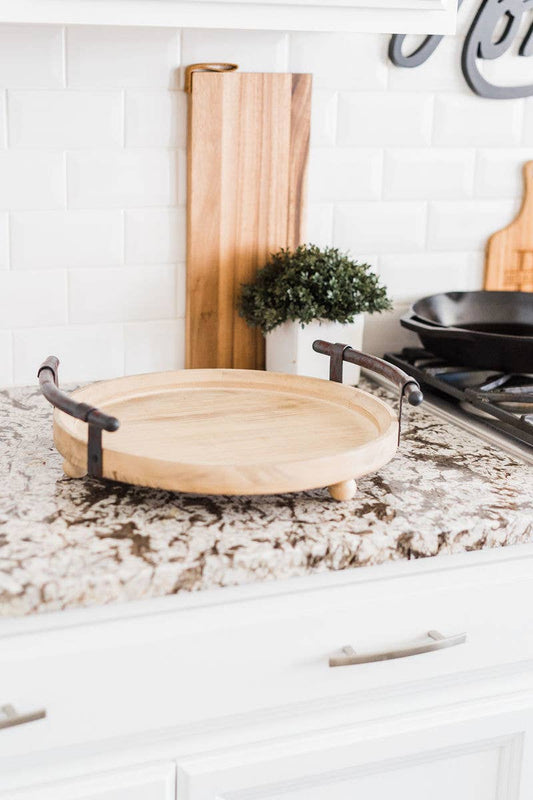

left=55, top=370, right=397, bottom=501
left=485, top=161, right=533, bottom=292
left=186, top=71, right=311, bottom=370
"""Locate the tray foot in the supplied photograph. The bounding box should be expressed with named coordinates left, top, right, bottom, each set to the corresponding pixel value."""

left=328, top=479, right=357, bottom=501
left=62, top=459, right=87, bottom=479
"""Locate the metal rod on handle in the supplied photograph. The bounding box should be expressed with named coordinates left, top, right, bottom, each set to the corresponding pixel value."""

left=0, top=704, right=46, bottom=731
left=329, top=630, right=466, bottom=667
left=38, top=356, right=119, bottom=478
left=312, top=340, right=423, bottom=442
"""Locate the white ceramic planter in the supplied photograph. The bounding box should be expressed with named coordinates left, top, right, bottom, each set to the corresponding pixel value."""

left=266, top=316, right=365, bottom=385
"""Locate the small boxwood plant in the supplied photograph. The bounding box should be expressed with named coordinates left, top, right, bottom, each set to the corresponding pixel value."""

left=238, top=244, right=392, bottom=334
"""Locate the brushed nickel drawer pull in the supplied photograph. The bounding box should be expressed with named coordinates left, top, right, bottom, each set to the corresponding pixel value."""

left=0, top=704, right=46, bottom=730
left=329, top=630, right=467, bottom=668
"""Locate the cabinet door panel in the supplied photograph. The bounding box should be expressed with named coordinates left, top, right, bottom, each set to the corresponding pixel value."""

left=227, top=749, right=500, bottom=800
left=6, top=763, right=175, bottom=800
left=178, top=710, right=531, bottom=800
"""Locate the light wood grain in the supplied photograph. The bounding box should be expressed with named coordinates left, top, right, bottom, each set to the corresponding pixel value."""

left=485, top=161, right=533, bottom=292
left=186, top=71, right=311, bottom=370
left=55, top=370, right=397, bottom=499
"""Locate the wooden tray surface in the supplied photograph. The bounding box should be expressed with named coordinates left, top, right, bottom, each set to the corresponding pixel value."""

left=54, top=370, right=398, bottom=499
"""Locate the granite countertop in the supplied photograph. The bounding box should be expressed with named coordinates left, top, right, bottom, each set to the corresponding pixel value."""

left=0, top=377, right=532, bottom=618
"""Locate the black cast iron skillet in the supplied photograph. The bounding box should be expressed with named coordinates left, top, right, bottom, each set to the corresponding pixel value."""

left=401, top=291, right=533, bottom=373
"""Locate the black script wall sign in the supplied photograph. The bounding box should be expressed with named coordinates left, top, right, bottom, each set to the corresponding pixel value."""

left=390, top=0, right=533, bottom=99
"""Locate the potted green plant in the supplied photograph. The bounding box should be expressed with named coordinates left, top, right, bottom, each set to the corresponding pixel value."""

left=238, top=244, right=392, bottom=383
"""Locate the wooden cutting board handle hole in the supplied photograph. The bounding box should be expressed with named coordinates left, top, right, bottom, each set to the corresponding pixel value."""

left=184, top=63, right=238, bottom=93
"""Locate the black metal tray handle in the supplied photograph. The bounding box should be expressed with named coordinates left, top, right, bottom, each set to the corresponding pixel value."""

left=38, top=356, right=120, bottom=478
left=312, top=341, right=423, bottom=441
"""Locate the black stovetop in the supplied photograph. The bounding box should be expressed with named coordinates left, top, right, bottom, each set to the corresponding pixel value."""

left=385, top=348, right=533, bottom=449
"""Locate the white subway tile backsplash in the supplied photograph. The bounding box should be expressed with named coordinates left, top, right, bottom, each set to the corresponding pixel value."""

left=334, top=202, right=426, bottom=253
left=289, top=33, right=387, bottom=91
left=362, top=303, right=418, bottom=356
left=387, top=37, right=465, bottom=93
left=125, top=208, right=185, bottom=264
left=181, top=29, right=289, bottom=74
left=310, top=89, right=337, bottom=146
left=383, top=149, right=475, bottom=200
left=433, top=95, right=524, bottom=147
left=67, top=26, right=180, bottom=89
left=124, top=319, right=185, bottom=374
left=0, top=25, right=64, bottom=89
left=69, top=266, right=176, bottom=324
left=337, top=92, right=433, bottom=146
left=306, top=204, right=334, bottom=247
left=67, top=150, right=178, bottom=208
left=0, top=92, right=5, bottom=148
left=523, top=102, right=533, bottom=144
left=475, top=150, right=533, bottom=198
left=176, top=262, right=186, bottom=317
left=478, top=48, right=533, bottom=87
left=177, top=148, right=187, bottom=206
left=0, top=22, right=530, bottom=384
left=0, top=213, right=8, bottom=269
left=13, top=324, right=124, bottom=385
left=125, top=90, right=187, bottom=148
left=0, top=271, right=67, bottom=329
left=0, top=331, right=12, bottom=385
left=8, top=90, right=123, bottom=148
left=308, top=148, right=382, bottom=202
left=0, top=151, right=65, bottom=210
left=11, top=210, right=123, bottom=269
left=427, top=200, right=518, bottom=250
left=378, top=252, right=484, bottom=301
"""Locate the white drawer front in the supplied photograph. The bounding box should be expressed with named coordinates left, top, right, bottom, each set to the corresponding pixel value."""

left=4, top=763, right=175, bottom=800
left=2, top=559, right=533, bottom=762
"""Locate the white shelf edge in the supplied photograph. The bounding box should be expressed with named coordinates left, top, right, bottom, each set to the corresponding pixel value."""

left=0, top=0, right=458, bottom=34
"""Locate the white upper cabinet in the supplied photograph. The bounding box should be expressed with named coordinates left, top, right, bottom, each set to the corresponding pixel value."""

left=0, top=0, right=457, bottom=34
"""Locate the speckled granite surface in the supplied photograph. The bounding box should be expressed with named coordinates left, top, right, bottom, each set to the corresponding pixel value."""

left=0, top=378, right=532, bottom=617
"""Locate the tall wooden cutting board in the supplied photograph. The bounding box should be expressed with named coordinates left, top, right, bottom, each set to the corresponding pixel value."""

left=485, top=161, right=533, bottom=292
left=186, top=69, right=311, bottom=369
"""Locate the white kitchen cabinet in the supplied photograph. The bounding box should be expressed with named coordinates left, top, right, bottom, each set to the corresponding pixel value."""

left=6, top=763, right=176, bottom=800
left=178, top=710, right=532, bottom=799
left=0, top=0, right=457, bottom=34
left=1, top=547, right=533, bottom=799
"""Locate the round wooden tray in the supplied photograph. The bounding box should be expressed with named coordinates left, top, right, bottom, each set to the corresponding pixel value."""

left=53, top=369, right=398, bottom=501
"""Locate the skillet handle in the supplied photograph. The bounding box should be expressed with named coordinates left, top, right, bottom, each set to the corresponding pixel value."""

left=312, top=341, right=423, bottom=441
left=38, top=356, right=119, bottom=478
left=401, top=315, right=454, bottom=333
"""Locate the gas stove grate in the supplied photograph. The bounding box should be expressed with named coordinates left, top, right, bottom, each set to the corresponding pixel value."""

left=385, top=348, right=533, bottom=448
